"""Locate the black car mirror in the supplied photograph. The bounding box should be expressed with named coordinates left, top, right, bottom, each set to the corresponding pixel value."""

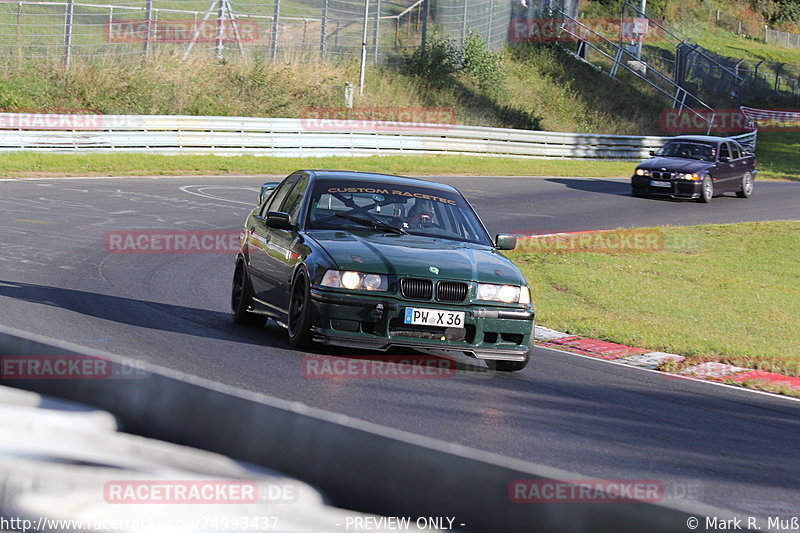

left=649, top=150, right=656, bottom=156
left=259, top=182, right=280, bottom=205
left=495, top=233, right=517, bottom=251
left=266, top=211, right=293, bottom=230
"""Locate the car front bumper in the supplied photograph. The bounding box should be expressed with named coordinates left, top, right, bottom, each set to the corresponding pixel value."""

left=631, top=176, right=702, bottom=198
left=309, top=288, right=535, bottom=361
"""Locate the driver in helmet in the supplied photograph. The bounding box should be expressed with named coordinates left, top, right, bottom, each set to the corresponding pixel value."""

left=405, top=200, right=436, bottom=229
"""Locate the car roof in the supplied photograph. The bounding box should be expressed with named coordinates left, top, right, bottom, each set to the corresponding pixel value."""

left=669, top=135, right=736, bottom=144
left=300, top=170, right=459, bottom=193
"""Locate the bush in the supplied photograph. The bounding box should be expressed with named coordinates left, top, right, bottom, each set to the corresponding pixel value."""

left=744, top=0, right=798, bottom=25
left=402, top=35, right=461, bottom=87
left=461, top=31, right=508, bottom=95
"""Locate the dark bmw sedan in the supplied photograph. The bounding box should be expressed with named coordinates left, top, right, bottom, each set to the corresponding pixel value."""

left=231, top=170, right=535, bottom=372
left=631, top=135, right=756, bottom=203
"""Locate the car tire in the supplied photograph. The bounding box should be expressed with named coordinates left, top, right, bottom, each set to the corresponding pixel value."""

left=287, top=268, right=313, bottom=348
left=698, top=176, right=713, bottom=203
left=631, top=189, right=647, bottom=198
left=231, top=259, right=267, bottom=327
left=736, top=172, right=754, bottom=198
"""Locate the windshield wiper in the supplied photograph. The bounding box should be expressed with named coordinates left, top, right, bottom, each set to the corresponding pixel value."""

left=333, top=213, right=407, bottom=235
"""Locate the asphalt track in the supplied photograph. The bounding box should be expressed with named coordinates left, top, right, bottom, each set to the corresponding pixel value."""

left=1, top=175, right=799, bottom=522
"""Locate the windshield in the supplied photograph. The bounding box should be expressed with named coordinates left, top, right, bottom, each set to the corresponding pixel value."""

left=657, top=141, right=716, bottom=161
left=306, top=179, right=493, bottom=246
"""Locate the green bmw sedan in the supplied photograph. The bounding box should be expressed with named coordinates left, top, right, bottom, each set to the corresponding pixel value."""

left=231, top=170, right=535, bottom=372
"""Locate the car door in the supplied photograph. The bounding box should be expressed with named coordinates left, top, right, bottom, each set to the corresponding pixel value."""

left=257, top=173, right=310, bottom=314
left=247, top=174, right=299, bottom=309
left=714, top=141, right=738, bottom=191
left=729, top=141, right=748, bottom=190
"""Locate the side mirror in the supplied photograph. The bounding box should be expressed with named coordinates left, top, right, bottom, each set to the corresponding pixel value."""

left=649, top=150, right=656, bottom=156
left=266, top=211, right=293, bottom=230
left=259, top=182, right=280, bottom=205
left=495, top=233, right=517, bottom=251
left=719, top=156, right=730, bottom=162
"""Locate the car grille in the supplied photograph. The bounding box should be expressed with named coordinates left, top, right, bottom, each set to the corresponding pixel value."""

left=400, top=278, right=433, bottom=300
left=436, top=281, right=468, bottom=303
left=650, top=171, right=674, bottom=180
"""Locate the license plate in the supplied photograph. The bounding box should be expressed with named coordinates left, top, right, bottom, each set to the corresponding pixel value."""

left=404, top=308, right=465, bottom=328
left=649, top=180, right=671, bottom=188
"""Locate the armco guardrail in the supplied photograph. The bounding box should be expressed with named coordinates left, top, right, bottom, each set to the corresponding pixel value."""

left=0, top=114, right=671, bottom=159
left=0, top=114, right=758, bottom=159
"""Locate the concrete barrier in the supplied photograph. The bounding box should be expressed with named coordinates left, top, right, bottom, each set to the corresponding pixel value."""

left=0, top=324, right=748, bottom=532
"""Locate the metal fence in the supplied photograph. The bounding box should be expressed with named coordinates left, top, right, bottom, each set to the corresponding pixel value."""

left=0, top=112, right=757, bottom=158
left=616, top=2, right=800, bottom=107
left=0, top=0, right=585, bottom=64
left=542, top=6, right=717, bottom=134
left=0, top=0, right=429, bottom=62
left=765, top=28, right=800, bottom=49
left=433, top=0, right=511, bottom=53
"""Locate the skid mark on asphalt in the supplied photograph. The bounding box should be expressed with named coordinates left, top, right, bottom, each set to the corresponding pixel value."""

left=179, top=185, right=259, bottom=206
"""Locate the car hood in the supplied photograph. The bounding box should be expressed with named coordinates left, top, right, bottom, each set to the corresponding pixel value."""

left=307, top=230, right=525, bottom=285
left=638, top=157, right=713, bottom=173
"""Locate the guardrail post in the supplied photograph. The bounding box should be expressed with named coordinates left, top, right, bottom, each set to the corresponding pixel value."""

left=320, top=0, right=328, bottom=60
left=63, top=0, right=74, bottom=68
left=270, top=0, right=280, bottom=61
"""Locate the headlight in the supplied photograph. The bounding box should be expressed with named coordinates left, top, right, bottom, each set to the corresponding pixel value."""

left=363, top=274, right=384, bottom=291
left=635, top=169, right=650, bottom=176
left=678, top=173, right=702, bottom=181
left=341, top=271, right=361, bottom=290
left=477, top=283, right=527, bottom=304
left=320, top=270, right=388, bottom=291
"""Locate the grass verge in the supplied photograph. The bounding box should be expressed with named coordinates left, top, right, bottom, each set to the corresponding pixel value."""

left=755, top=131, right=800, bottom=181
left=0, top=150, right=793, bottom=180
left=0, top=153, right=636, bottom=178
left=508, top=221, right=800, bottom=378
